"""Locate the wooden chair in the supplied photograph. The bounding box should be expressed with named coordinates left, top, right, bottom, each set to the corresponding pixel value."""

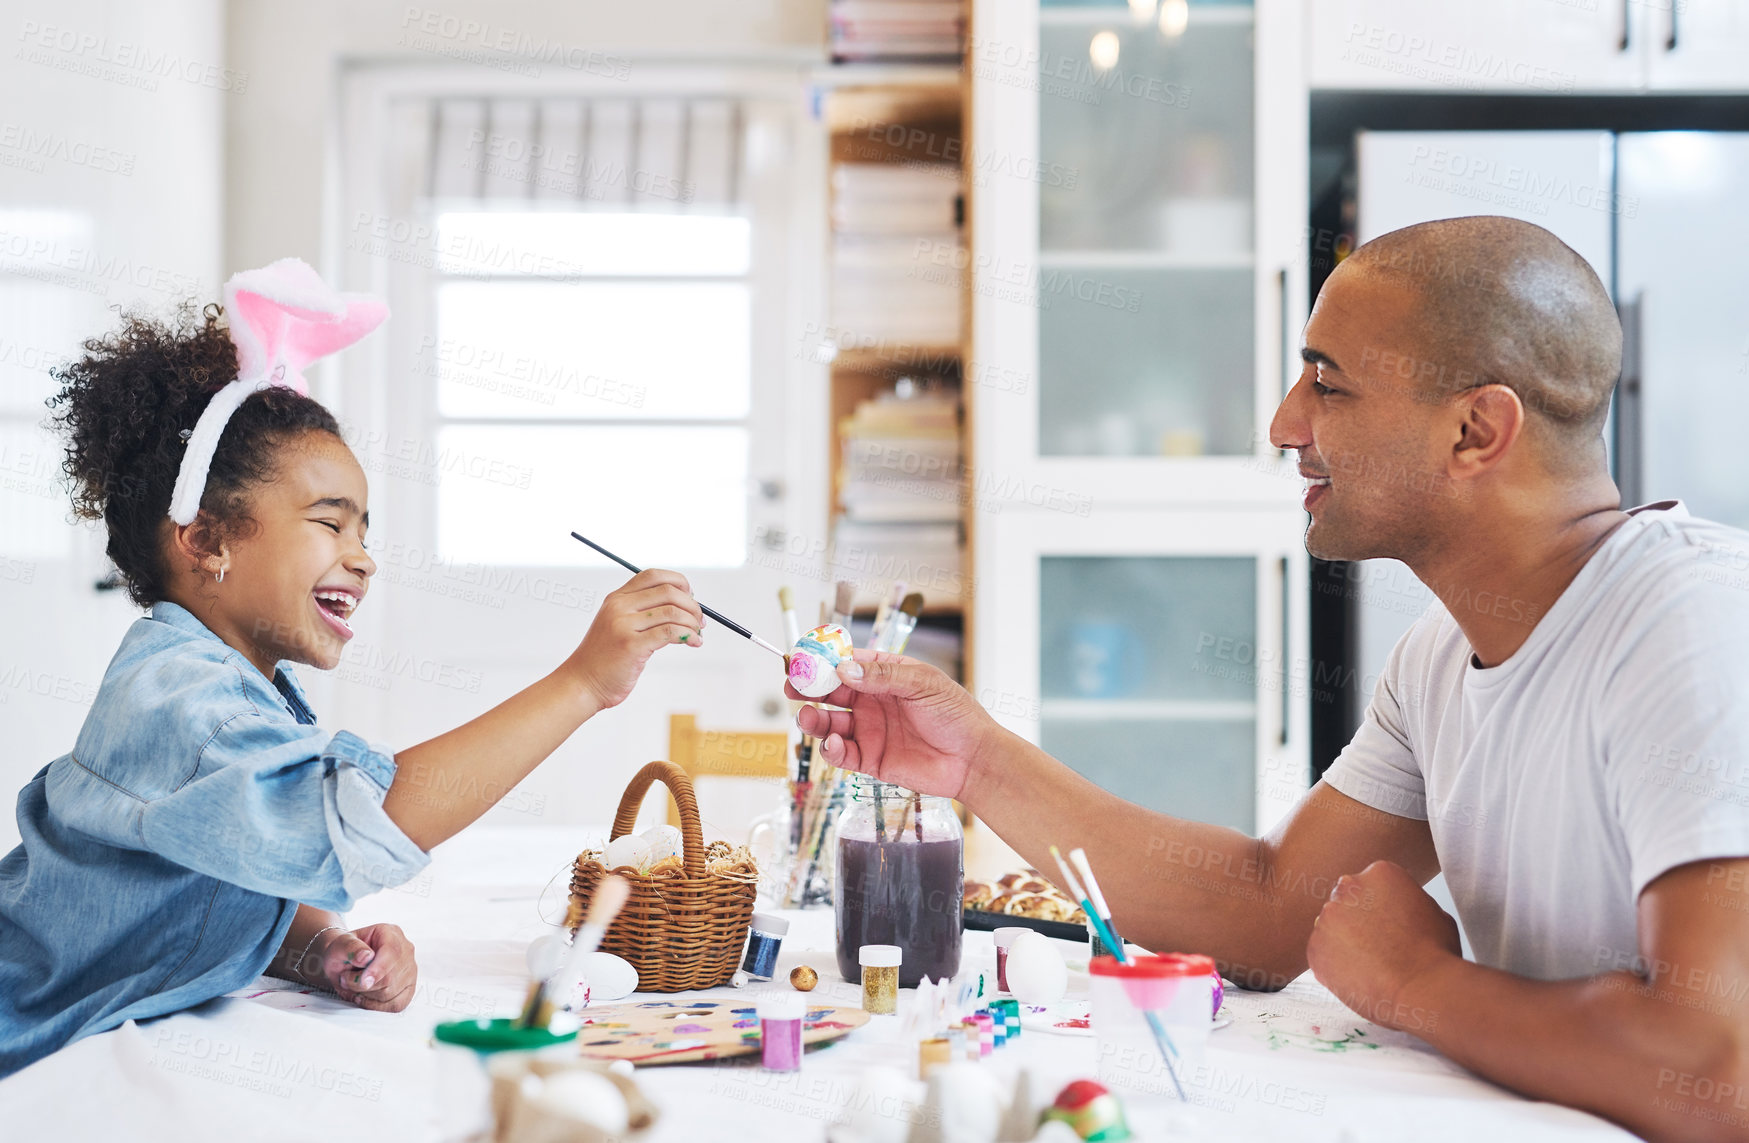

left=664, top=713, right=790, bottom=828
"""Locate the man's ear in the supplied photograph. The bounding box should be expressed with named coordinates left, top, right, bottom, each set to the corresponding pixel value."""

left=170, top=513, right=227, bottom=576
left=1450, top=385, right=1524, bottom=479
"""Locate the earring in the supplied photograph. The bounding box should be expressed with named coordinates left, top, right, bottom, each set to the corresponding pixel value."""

left=216, top=567, right=226, bottom=584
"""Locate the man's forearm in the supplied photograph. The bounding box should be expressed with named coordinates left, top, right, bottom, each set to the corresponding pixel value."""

left=964, top=732, right=1313, bottom=987
left=1403, top=955, right=1747, bottom=1143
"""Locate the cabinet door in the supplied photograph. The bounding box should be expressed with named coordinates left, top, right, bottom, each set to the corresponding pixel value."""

left=1618, top=132, right=1749, bottom=529
left=977, top=508, right=1310, bottom=834
left=1644, top=0, right=1749, bottom=90
left=1308, top=0, right=1642, bottom=91
left=969, top=0, right=1305, bottom=509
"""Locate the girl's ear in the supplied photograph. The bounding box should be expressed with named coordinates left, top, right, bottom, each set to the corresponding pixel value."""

left=170, top=513, right=228, bottom=577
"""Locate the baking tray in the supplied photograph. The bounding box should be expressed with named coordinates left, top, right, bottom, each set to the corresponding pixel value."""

left=961, top=908, right=1087, bottom=943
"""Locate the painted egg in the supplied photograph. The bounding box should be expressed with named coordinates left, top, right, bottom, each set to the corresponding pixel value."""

left=602, top=833, right=651, bottom=872
left=530, top=1070, right=629, bottom=1135
left=790, top=965, right=818, bottom=992
left=576, top=952, right=638, bottom=1002
left=1004, top=932, right=1068, bottom=1006
left=639, top=824, right=684, bottom=864
left=788, top=622, right=854, bottom=698
left=1043, top=1079, right=1131, bottom=1142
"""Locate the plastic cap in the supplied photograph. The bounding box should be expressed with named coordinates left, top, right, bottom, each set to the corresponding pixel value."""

left=757, top=993, right=808, bottom=1021
left=992, top=927, right=1029, bottom=949
left=1089, top=953, right=1217, bottom=979
left=749, top=912, right=791, bottom=937
left=858, top=943, right=903, bottom=968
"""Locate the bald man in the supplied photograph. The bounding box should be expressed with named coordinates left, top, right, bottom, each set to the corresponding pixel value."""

left=793, top=217, right=1749, bottom=1141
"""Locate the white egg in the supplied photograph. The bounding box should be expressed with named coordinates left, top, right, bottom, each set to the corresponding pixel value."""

left=530, top=1070, right=629, bottom=1135
left=577, top=952, right=638, bottom=1002
left=639, top=824, right=683, bottom=864
left=927, top=1062, right=1003, bottom=1143
left=842, top=1066, right=916, bottom=1143
left=602, top=833, right=651, bottom=872
left=525, top=932, right=568, bottom=981
left=1004, top=932, right=1068, bottom=1006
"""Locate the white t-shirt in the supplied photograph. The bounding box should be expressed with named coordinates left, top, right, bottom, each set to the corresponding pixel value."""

left=1324, top=502, right=1749, bottom=981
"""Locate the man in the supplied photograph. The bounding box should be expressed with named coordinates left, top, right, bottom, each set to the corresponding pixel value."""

left=794, top=217, right=1749, bottom=1143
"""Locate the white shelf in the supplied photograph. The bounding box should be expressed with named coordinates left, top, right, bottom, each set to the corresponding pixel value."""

left=1040, top=698, right=1257, bottom=721
left=1038, top=6, right=1256, bottom=29
left=1039, top=249, right=1253, bottom=271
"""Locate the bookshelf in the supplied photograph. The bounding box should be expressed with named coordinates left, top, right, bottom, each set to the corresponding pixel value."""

left=818, top=73, right=971, bottom=683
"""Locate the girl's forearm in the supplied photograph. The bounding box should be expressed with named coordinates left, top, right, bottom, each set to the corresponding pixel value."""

left=384, top=668, right=602, bottom=850
left=266, top=904, right=342, bottom=982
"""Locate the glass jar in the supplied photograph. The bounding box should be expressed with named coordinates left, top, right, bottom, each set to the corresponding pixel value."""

left=834, top=780, right=964, bottom=987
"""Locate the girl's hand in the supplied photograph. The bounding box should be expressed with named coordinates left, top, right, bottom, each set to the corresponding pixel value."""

left=787, top=648, right=1005, bottom=801
left=568, top=569, right=705, bottom=711
left=307, top=923, right=418, bottom=1012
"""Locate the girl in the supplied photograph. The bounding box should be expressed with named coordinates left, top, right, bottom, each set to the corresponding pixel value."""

left=0, top=260, right=705, bottom=1077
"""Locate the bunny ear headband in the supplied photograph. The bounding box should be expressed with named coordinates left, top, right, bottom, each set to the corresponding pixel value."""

left=166, top=257, right=389, bottom=525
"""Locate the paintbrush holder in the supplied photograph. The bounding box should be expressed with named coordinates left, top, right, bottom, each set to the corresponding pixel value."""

left=567, top=761, right=759, bottom=992
left=834, top=779, right=964, bottom=987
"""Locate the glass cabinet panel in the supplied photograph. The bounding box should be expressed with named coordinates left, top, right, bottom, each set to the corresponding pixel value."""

left=1036, top=1, right=1256, bottom=457
left=1039, top=555, right=1258, bottom=831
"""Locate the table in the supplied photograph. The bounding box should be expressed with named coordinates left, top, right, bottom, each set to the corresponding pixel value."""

left=0, top=825, right=1635, bottom=1142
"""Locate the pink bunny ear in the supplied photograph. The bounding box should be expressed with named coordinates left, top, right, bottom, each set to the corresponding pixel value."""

left=223, top=257, right=388, bottom=393
left=167, top=258, right=388, bottom=524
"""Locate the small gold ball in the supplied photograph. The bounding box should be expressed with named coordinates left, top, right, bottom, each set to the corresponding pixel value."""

left=790, top=965, right=818, bottom=992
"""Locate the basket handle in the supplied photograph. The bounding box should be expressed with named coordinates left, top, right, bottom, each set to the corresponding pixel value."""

left=610, top=761, right=706, bottom=878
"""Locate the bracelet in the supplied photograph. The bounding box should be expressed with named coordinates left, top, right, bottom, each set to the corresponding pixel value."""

left=292, top=924, right=347, bottom=983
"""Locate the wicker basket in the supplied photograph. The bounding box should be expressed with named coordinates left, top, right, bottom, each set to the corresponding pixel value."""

left=566, top=761, right=758, bottom=992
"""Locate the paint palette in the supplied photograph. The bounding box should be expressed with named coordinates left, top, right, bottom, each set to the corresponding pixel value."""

left=573, top=1000, right=870, bottom=1065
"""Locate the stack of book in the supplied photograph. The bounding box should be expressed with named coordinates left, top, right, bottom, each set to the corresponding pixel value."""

left=829, top=1, right=965, bottom=61
left=832, top=387, right=965, bottom=611
left=830, top=162, right=963, bottom=347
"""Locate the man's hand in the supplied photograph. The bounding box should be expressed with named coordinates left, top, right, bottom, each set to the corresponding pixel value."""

left=788, top=648, right=1004, bottom=801
left=1305, top=859, right=1461, bottom=1032
left=302, top=923, right=419, bottom=1013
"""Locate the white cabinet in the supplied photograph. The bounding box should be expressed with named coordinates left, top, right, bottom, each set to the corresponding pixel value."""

left=1644, top=0, right=1749, bottom=90
left=967, top=0, right=1311, bottom=832
left=1308, top=0, right=1638, bottom=91
left=1309, top=0, right=1749, bottom=92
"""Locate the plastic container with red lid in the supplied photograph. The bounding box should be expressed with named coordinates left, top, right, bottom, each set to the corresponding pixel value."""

left=1089, top=953, right=1218, bottom=1096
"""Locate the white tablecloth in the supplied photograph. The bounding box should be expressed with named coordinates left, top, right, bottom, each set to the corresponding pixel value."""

left=0, top=826, right=1635, bottom=1142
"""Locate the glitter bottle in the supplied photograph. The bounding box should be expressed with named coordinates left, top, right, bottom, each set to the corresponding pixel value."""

left=758, top=993, right=806, bottom=1072
left=859, top=944, right=901, bottom=1015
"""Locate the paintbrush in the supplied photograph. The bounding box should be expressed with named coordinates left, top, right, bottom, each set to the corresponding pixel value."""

left=1069, top=846, right=1125, bottom=951
left=519, top=874, right=630, bottom=1028
left=777, top=585, right=802, bottom=648
left=871, top=580, right=907, bottom=644
left=831, top=580, right=856, bottom=630
left=1052, top=847, right=1186, bottom=1096
left=876, top=592, right=924, bottom=654
left=570, top=532, right=785, bottom=658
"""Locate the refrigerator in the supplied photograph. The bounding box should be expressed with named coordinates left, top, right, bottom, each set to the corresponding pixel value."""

left=1352, top=129, right=1749, bottom=692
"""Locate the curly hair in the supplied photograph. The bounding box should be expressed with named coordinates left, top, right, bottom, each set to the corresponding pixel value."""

left=47, top=302, right=342, bottom=608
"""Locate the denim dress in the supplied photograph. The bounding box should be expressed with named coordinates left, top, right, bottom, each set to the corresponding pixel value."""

left=0, top=601, right=430, bottom=1077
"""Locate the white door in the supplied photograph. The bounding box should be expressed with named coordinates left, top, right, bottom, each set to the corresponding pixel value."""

left=333, top=71, right=826, bottom=841
left=1618, top=132, right=1749, bottom=529
left=1643, top=0, right=1749, bottom=90
left=1308, top=0, right=1643, bottom=91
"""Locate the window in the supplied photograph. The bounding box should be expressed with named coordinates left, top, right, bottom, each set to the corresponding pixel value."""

left=413, top=96, right=762, bottom=568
